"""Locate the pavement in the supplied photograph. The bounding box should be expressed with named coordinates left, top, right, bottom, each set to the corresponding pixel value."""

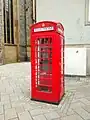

left=0, top=62, right=90, bottom=120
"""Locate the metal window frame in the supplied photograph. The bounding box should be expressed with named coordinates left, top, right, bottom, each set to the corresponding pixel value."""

left=3, top=0, right=14, bottom=44
left=85, top=0, right=90, bottom=25
left=33, top=0, right=36, bottom=23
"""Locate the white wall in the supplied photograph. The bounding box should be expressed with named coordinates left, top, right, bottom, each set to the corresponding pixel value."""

left=65, top=48, right=86, bottom=76
left=36, top=0, right=90, bottom=44
left=36, top=0, right=90, bottom=76
left=87, top=48, right=90, bottom=75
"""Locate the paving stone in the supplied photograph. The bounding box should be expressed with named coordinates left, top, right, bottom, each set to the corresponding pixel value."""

left=30, top=102, right=42, bottom=107
left=23, top=103, right=33, bottom=110
left=30, top=108, right=43, bottom=116
left=10, top=95, right=19, bottom=102
left=54, top=118, right=61, bottom=120
left=15, top=106, right=25, bottom=113
left=80, top=98, right=90, bottom=105
left=33, top=115, right=47, bottom=120
left=5, top=108, right=17, bottom=119
left=56, top=110, right=67, bottom=118
left=5, top=87, right=14, bottom=94
left=58, top=92, right=73, bottom=112
left=61, top=114, right=83, bottom=120
left=1, top=100, right=11, bottom=105
left=82, top=105, right=90, bottom=113
left=0, top=88, right=6, bottom=92
left=4, top=103, right=11, bottom=109
left=41, top=104, right=53, bottom=110
left=11, top=101, right=26, bottom=108
left=44, top=111, right=60, bottom=120
left=86, top=97, right=90, bottom=101
left=73, top=93, right=85, bottom=99
left=0, top=105, right=3, bottom=114
left=70, top=101, right=85, bottom=109
left=1, top=95, right=10, bottom=101
left=61, top=93, right=74, bottom=114
left=72, top=98, right=79, bottom=103
left=18, top=95, right=24, bottom=100
left=42, top=108, right=53, bottom=113
left=0, top=114, right=4, bottom=120
left=73, top=107, right=90, bottom=120
left=9, top=118, right=18, bottom=120
left=66, top=108, right=75, bottom=116
left=18, top=111, right=32, bottom=120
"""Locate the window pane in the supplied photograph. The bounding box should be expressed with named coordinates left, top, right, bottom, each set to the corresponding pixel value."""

left=85, top=0, right=90, bottom=25
left=3, top=0, right=14, bottom=44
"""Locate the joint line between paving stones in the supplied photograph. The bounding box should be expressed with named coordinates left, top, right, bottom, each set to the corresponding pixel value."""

left=58, top=91, right=71, bottom=110
left=65, top=92, right=75, bottom=115
left=60, top=93, right=71, bottom=112
left=79, top=99, right=90, bottom=107
left=64, top=92, right=74, bottom=113
left=8, top=117, right=18, bottom=120
left=9, top=94, right=13, bottom=108
left=81, top=106, right=90, bottom=114
left=60, top=92, right=74, bottom=113
left=28, top=110, right=36, bottom=120
left=43, top=114, right=48, bottom=120
left=3, top=104, right=5, bottom=120
left=72, top=108, right=85, bottom=120
left=56, top=92, right=73, bottom=118
left=0, top=92, right=1, bottom=102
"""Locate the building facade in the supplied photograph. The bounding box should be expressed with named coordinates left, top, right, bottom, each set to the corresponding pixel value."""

left=36, top=0, right=90, bottom=76
left=0, top=0, right=36, bottom=65
left=36, top=0, right=90, bottom=46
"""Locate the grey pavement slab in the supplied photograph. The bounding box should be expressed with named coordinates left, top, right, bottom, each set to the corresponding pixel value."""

left=0, top=114, right=4, bottom=120
left=4, top=103, right=11, bottom=110
left=9, top=118, right=19, bottom=120
left=5, top=108, right=17, bottom=120
left=33, top=115, right=47, bottom=120
left=66, top=108, right=75, bottom=116
left=18, top=111, right=32, bottom=120
left=79, top=98, right=90, bottom=105
left=61, top=114, right=83, bottom=120
left=30, top=108, right=43, bottom=116
left=70, top=101, right=85, bottom=109
left=0, top=105, right=3, bottom=114
left=15, top=106, right=25, bottom=113
left=73, top=107, right=90, bottom=120
left=44, top=111, right=60, bottom=120
left=82, top=105, right=90, bottom=113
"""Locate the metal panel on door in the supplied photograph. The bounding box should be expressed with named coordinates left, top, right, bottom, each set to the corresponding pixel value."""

left=32, top=36, right=53, bottom=93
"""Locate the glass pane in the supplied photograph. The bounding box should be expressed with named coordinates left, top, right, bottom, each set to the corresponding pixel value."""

left=35, top=37, right=52, bottom=92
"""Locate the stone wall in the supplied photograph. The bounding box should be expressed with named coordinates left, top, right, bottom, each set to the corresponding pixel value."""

left=4, top=45, right=17, bottom=64
left=0, top=0, right=4, bottom=65
left=0, top=0, right=33, bottom=64
left=19, top=0, right=33, bottom=61
left=0, top=0, right=2, bottom=40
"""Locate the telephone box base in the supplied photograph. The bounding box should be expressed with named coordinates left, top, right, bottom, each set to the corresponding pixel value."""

left=31, top=93, right=65, bottom=105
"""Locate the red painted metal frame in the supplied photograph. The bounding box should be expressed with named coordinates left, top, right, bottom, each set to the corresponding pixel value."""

left=30, top=21, right=65, bottom=104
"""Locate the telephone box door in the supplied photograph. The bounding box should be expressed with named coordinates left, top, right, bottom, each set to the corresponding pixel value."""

left=31, top=35, right=55, bottom=101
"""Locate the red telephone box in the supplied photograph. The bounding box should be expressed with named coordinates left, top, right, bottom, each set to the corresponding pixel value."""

left=30, top=21, right=65, bottom=104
